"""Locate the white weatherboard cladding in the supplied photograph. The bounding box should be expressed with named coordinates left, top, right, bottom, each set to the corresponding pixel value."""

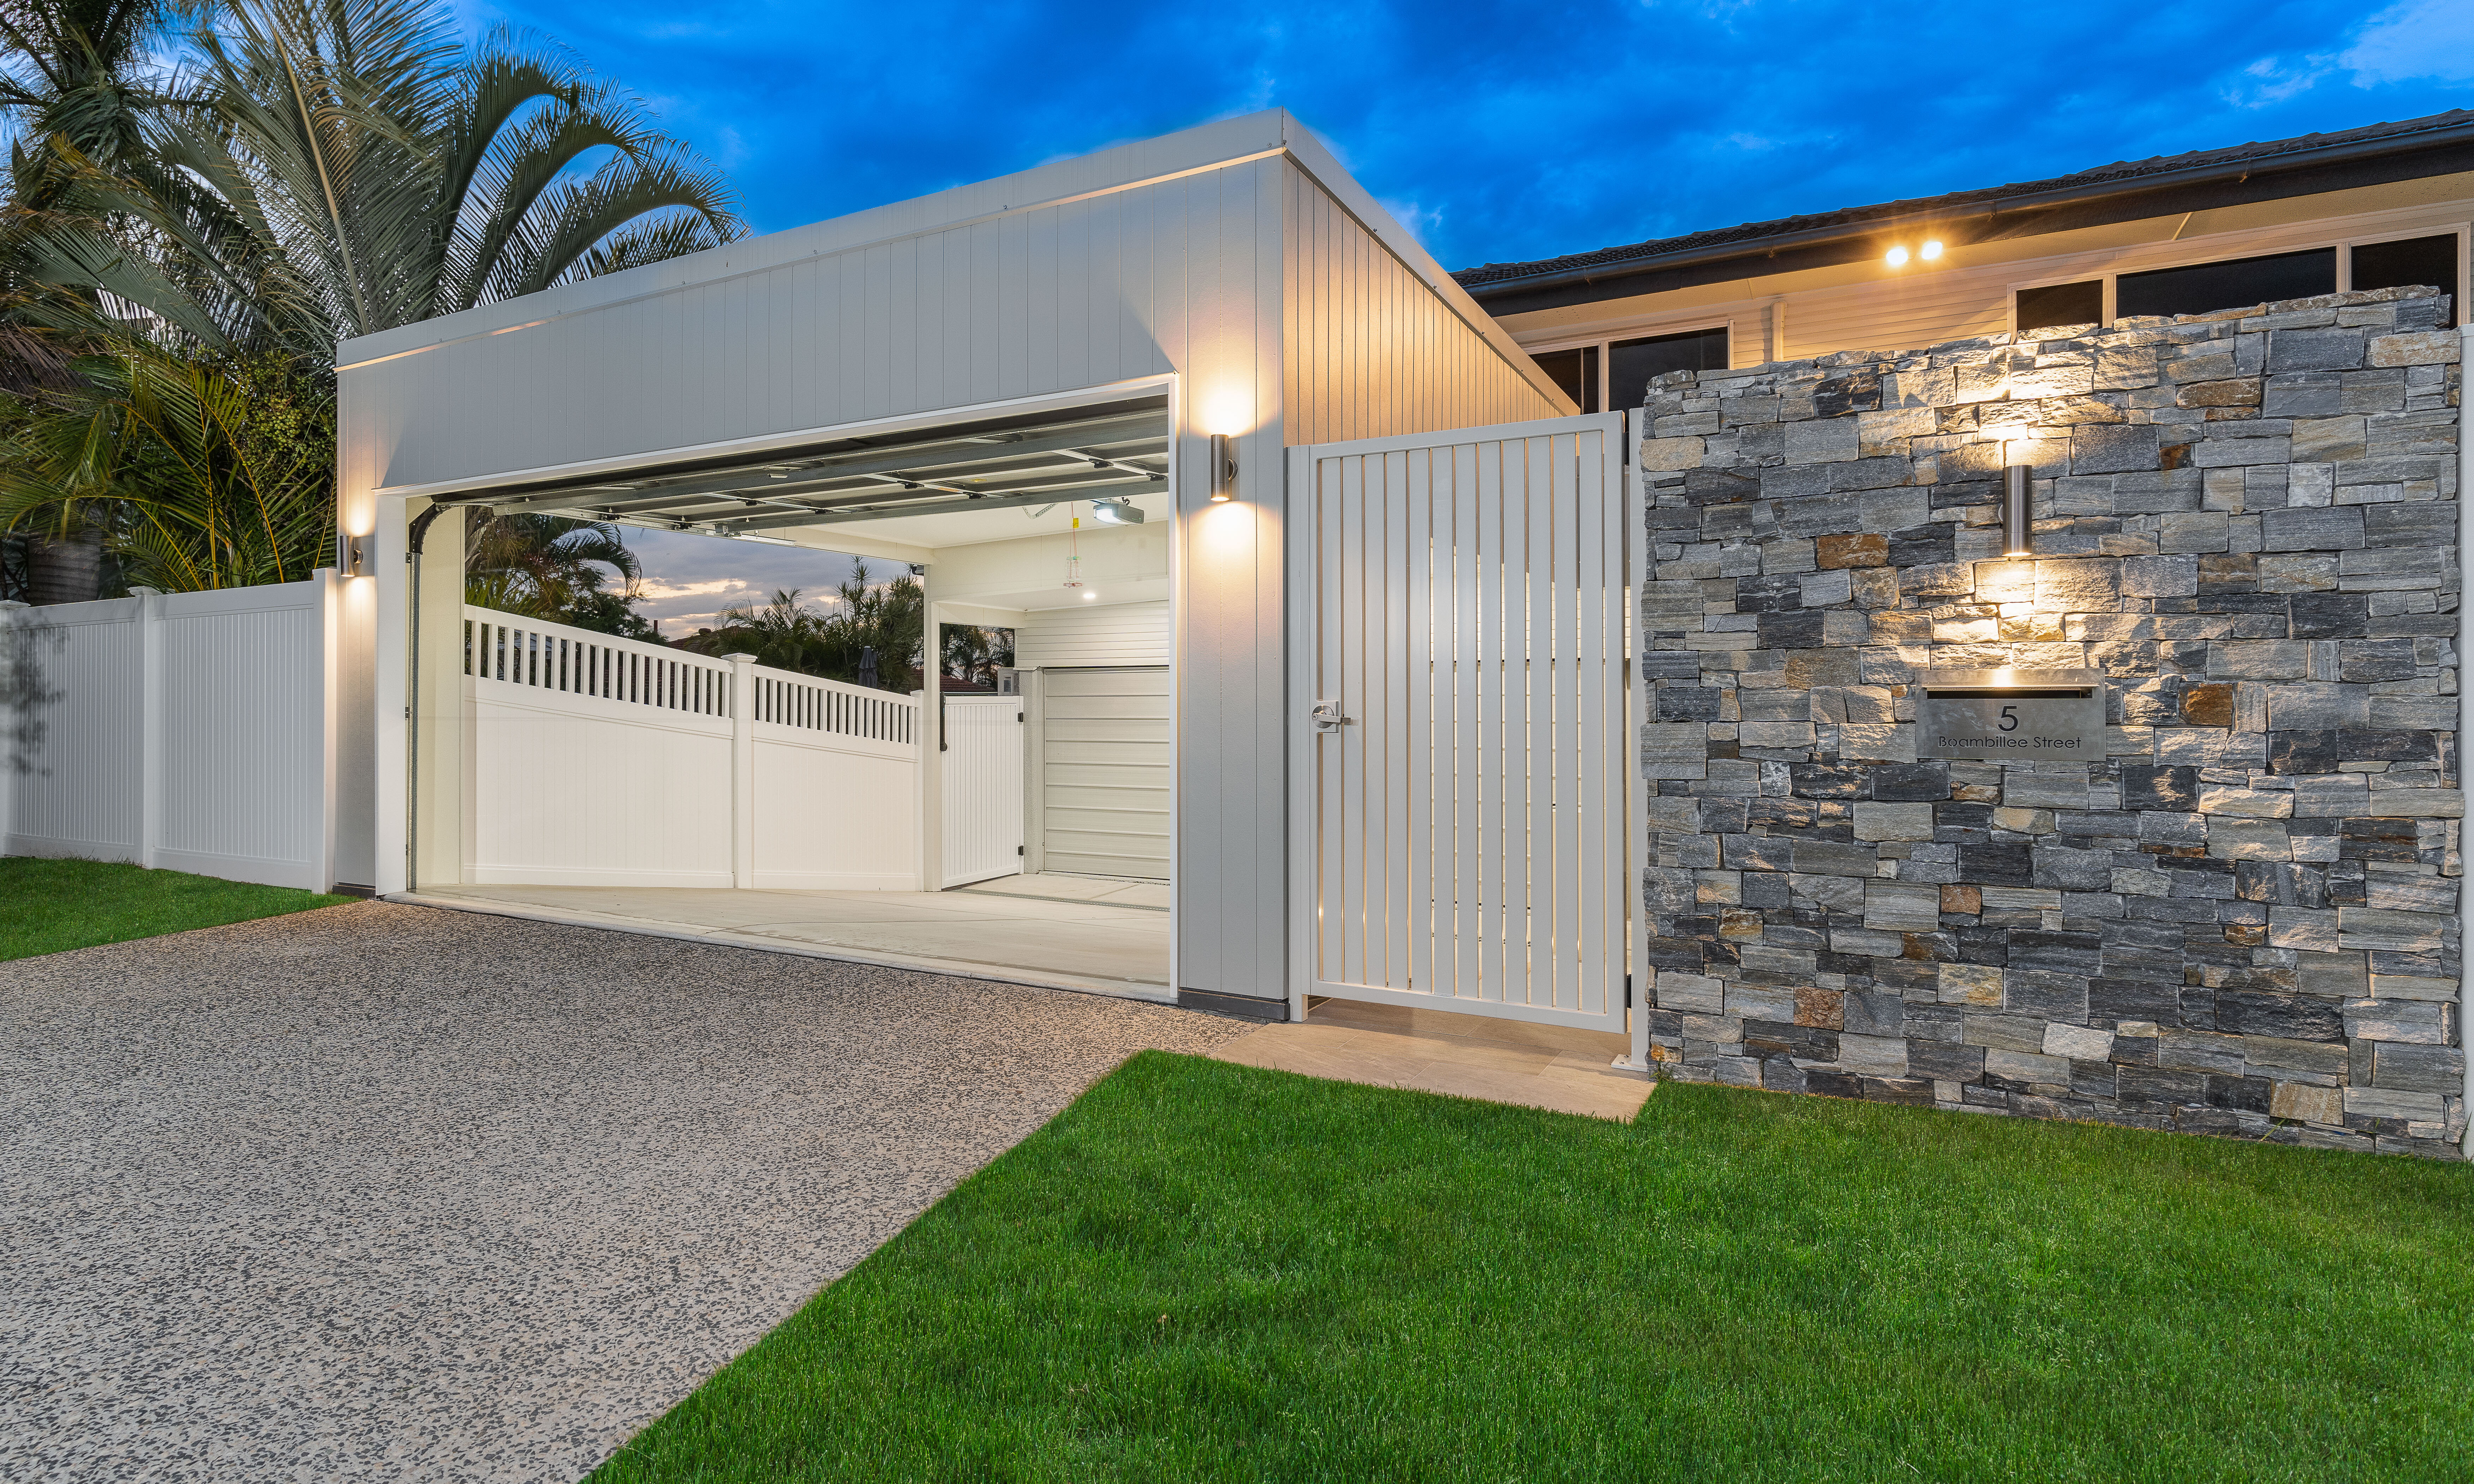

left=1013, top=601, right=1170, bottom=668
left=1291, top=414, right=1631, bottom=1030
left=1036, top=667, right=1170, bottom=881
left=3, top=578, right=348, bottom=891
left=942, top=695, right=1025, bottom=887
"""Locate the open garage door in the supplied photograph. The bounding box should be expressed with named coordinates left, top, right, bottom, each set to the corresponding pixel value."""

left=1030, top=666, right=1170, bottom=881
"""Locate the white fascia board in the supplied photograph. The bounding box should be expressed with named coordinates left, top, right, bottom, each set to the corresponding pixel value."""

left=1272, top=112, right=1576, bottom=414
left=335, top=115, right=1295, bottom=373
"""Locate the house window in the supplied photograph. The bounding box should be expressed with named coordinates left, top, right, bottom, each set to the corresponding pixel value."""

left=1609, top=326, right=1728, bottom=411
left=2115, top=247, right=2337, bottom=321
left=1530, top=346, right=1599, bottom=413
left=2015, top=280, right=2103, bottom=335
left=2350, top=233, right=2460, bottom=327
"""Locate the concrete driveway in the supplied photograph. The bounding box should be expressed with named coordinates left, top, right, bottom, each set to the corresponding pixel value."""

left=0, top=902, right=1248, bottom=1483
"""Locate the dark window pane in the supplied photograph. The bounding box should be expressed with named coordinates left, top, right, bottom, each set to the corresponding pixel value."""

left=1531, top=345, right=1598, bottom=413
left=2350, top=233, right=2458, bottom=327
left=1609, top=326, right=1727, bottom=410
left=2116, top=248, right=2336, bottom=321
left=2015, top=280, right=2103, bottom=334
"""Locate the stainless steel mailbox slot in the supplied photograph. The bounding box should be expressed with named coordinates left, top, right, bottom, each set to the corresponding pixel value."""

left=1917, top=668, right=2105, bottom=762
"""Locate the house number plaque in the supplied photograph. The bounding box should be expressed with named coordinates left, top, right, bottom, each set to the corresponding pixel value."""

left=1917, top=669, right=2105, bottom=762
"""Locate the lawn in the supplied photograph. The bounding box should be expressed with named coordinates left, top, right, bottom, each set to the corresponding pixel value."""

left=0, top=857, right=352, bottom=962
left=593, top=1053, right=2472, bottom=1483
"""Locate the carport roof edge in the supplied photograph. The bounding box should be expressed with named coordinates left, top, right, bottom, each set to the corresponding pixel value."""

left=332, top=110, right=1566, bottom=414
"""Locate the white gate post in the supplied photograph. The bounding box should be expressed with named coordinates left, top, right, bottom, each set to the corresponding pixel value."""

left=729, top=654, right=756, bottom=889
left=136, top=586, right=162, bottom=870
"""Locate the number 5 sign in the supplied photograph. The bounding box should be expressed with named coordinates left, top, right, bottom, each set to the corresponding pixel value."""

left=1917, top=669, right=2106, bottom=762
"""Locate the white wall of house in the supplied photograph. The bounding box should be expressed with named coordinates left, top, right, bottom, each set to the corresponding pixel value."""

left=1505, top=178, right=2474, bottom=381
left=342, top=110, right=1566, bottom=1007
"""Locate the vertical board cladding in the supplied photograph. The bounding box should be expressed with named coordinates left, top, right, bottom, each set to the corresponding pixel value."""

left=338, top=155, right=1281, bottom=494
left=1635, top=286, right=2467, bottom=1158
left=1280, top=164, right=1563, bottom=446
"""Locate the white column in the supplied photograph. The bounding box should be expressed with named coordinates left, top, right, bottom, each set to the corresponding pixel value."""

left=314, top=569, right=341, bottom=893
left=729, top=653, right=756, bottom=889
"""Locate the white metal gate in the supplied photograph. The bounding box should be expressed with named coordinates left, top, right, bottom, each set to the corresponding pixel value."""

left=1289, top=413, right=1630, bottom=1030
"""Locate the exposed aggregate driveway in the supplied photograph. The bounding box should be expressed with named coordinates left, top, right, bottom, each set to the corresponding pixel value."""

left=1, top=902, right=1249, bottom=1482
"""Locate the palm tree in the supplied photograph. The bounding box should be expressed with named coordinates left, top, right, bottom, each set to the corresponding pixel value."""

left=34, top=0, right=744, bottom=352
left=0, top=341, right=330, bottom=591
left=463, top=509, right=646, bottom=629
left=0, top=0, right=195, bottom=599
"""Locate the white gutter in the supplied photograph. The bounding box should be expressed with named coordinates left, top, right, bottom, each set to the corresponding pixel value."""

left=2460, top=320, right=2472, bottom=1159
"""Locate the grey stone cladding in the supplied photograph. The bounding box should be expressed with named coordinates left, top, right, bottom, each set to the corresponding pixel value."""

left=1635, top=286, right=2467, bottom=1158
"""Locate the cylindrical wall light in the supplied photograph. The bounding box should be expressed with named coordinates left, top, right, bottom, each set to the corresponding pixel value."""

left=2002, top=464, right=2033, bottom=558
left=1207, top=433, right=1237, bottom=502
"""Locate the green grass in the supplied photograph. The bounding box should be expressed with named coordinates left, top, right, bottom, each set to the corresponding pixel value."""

left=594, top=1052, right=2472, bottom=1483
left=0, top=856, right=351, bottom=962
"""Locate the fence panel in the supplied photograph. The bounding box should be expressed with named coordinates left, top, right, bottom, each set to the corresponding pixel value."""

left=2, top=576, right=339, bottom=891
left=462, top=607, right=922, bottom=889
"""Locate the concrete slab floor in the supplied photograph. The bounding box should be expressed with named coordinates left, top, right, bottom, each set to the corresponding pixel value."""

left=0, top=902, right=1248, bottom=1483
left=1211, top=997, right=1655, bottom=1121
left=402, top=881, right=1170, bottom=1000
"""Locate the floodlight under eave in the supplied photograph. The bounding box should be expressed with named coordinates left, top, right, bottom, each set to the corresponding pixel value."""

left=1091, top=499, right=1144, bottom=525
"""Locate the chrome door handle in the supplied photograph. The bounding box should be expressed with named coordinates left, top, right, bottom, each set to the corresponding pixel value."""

left=1311, top=699, right=1350, bottom=734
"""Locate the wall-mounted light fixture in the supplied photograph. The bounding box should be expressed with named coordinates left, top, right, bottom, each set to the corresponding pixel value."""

left=1920, top=239, right=1944, bottom=261
left=2002, top=464, right=2034, bottom=558
left=1885, top=245, right=1910, bottom=268
left=343, top=534, right=366, bottom=576
left=1091, top=498, right=1145, bottom=525
left=1886, top=239, right=1946, bottom=268
left=1207, top=433, right=1237, bottom=502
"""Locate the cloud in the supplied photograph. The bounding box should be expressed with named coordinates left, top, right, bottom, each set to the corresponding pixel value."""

left=2342, top=0, right=2474, bottom=84
left=620, top=529, right=868, bottom=636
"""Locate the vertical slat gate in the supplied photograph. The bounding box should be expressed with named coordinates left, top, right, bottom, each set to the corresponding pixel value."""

left=1300, top=413, right=1629, bottom=1031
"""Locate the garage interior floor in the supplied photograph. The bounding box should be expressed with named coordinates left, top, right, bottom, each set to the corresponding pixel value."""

left=400, top=873, right=1170, bottom=999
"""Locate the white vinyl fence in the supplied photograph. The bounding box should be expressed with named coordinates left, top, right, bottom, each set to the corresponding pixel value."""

left=2, top=573, right=361, bottom=891
left=463, top=608, right=925, bottom=889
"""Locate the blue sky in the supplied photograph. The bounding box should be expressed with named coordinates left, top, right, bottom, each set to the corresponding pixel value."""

left=461, top=0, right=2472, bottom=273
left=453, top=0, right=2474, bottom=629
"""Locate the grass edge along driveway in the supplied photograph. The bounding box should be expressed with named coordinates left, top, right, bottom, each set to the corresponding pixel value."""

left=592, top=1051, right=2472, bottom=1483
left=0, top=857, right=352, bottom=962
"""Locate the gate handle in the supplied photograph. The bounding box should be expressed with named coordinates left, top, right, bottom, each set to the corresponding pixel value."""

left=1311, top=699, right=1350, bottom=734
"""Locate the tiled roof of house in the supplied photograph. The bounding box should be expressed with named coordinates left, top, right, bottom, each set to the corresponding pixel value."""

left=1453, top=110, right=2474, bottom=292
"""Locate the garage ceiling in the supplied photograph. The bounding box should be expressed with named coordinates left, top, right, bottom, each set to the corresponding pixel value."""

left=436, top=394, right=1170, bottom=537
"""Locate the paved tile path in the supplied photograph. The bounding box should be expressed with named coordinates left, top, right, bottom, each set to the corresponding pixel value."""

left=0, top=902, right=1247, bottom=1483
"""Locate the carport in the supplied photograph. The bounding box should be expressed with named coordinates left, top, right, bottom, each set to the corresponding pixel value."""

left=344, top=109, right=1612, bottom=1026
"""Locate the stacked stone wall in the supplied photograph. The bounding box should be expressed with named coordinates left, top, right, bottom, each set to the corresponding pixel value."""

left=1635, top=285, right=2466, bottom=1157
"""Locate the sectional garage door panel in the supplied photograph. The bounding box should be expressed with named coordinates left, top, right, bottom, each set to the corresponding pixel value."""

left=1038, top=667, right=1170, bottom=880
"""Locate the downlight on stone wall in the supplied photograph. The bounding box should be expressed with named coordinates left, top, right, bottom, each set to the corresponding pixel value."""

left=1634, top=285, right=2465, bottom=1158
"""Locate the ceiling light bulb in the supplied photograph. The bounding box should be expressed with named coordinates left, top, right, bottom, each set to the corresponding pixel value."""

left=1885, top=245, right=1910, bottom=267
left=1082, top=591, right=1097, bottom=600
left=1921, top=239, right=1944, bottom=261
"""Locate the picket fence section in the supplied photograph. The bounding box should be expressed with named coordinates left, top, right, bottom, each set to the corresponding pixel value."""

left=1, top=574, right=357, bottom=891
left=462, top=606, right=925, bottom=889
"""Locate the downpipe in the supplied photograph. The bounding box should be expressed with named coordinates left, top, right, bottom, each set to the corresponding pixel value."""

left=404, top=503, right=451, bottom=894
